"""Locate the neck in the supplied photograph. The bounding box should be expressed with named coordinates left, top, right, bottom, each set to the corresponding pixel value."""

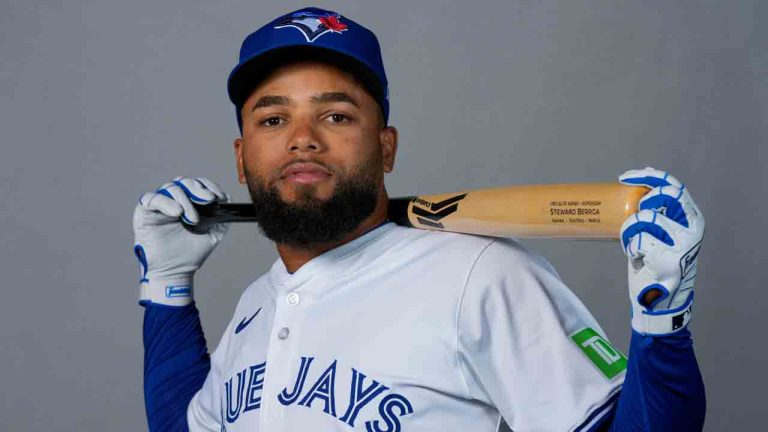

left=276, top=191, right=389, bottom=273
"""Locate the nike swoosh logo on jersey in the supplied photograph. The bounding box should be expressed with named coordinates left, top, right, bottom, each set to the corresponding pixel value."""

left=235, top=308, right=262, bottom=334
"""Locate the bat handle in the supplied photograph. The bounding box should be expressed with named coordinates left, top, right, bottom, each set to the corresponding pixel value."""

left=186, top=199, right=417, bottom=234
left=184, top=202, right=258, bottom=234
left=387, top=197, right=415, bottom=227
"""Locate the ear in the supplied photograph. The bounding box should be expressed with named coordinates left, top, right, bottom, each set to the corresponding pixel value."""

left=233, top=137, right=246, bottom=184
left=379, top=126, right=398, bottom=173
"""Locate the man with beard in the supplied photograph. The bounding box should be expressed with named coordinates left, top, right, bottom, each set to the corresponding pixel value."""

left=133, top=7, right=706, bottom=432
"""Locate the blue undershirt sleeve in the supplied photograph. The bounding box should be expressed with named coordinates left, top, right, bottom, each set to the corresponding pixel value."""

left=143, top=303, right=211, bottom=432
left=587, top=328, right=706, bottom=431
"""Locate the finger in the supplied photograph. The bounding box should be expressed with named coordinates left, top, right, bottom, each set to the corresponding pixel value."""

left=138, top=192, right=183, bottom=219
left=618, top=167, right=683, bottom=189
left=195, top=177, right=228, bottom=202
left=156, top=182, right=200, bottom=225
left=620, top=209, right=675, bottom=254
left=638, top=185, right=689, bottom=228
left=629, top=211, right=690, bottom=300
left=173, top=176, right=216, bottom=204
left=680, top=190, right=705, bottom=232
left=624, top=230, right=641, bottom=258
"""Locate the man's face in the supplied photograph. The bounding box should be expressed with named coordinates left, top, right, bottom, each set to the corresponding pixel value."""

left=234, top=61, right=397, bottom=245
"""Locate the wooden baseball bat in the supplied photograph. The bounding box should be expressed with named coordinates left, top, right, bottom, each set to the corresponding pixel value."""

left=191, top=183, right=646, bottom=240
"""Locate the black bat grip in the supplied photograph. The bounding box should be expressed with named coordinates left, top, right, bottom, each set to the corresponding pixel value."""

left=386, top=196, right=414, bottom=227
left=185, top=198, right=416, bottom=234
left=184, top=202, right=258, bottom=234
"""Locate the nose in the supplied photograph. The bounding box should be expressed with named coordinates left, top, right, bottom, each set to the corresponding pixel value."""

left=286, top=118, right=323, bottom=154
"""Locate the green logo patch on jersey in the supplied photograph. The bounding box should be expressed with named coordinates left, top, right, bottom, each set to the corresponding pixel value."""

left=570, top=327, right=627, bottom=380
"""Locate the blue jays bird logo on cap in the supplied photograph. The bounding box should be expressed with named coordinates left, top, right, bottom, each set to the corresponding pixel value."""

left=274, top=10, right=348, bottom=43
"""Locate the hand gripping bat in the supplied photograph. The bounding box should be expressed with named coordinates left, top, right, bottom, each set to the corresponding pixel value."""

left=188, top=183, right=644, bottom=240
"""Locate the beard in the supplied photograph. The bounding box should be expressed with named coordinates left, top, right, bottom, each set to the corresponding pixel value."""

left=244, top=158, right=381, bottom=246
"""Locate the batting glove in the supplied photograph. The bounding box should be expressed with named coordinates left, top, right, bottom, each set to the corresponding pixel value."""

left=618, top=167, right=705, bottom=336
left=132, top=176, right=229, bottom=306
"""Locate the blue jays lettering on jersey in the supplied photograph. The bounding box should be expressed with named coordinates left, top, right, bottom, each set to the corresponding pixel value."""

left=187, top=223, right=624, bottom=431
left=274, top=10, right=349, bottom=43
left=221, top=356, right=414, bottom=431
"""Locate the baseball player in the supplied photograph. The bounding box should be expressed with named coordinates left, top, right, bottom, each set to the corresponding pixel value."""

left=133, top=7, right=706, bottom=431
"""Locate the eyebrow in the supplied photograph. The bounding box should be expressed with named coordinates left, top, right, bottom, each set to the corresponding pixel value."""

left=310, top=92, right=359, bottom=108
left=251, top=95, right=290, bottom=111
left=251, top=92, right=359, bottom=112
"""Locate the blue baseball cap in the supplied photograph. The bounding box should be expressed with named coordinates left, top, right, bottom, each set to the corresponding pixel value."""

left=227, top=7, right=389, bottom=132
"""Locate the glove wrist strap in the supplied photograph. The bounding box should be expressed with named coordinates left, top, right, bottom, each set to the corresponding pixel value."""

left=632, top=293, right=693, bottom=336
left=139, top=275, right=194, bottom=307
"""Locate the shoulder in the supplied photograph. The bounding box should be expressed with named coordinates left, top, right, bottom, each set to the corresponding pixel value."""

left=468, top=236, right=561, bottom=281
left=380, top=225, right=563, bottom=292
left=381, top=224, right=503, bottom=263
left=378, top=224, right=560, bottom=279
left=461, top=235, right=569, bottom=301
left=390, top=224, right=547, bottom=259
left=457, top=236, right=600, bottom=337
left=388, top=224, right=558, bottom=281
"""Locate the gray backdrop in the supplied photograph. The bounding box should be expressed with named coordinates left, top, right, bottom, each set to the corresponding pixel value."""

left=1, top=1, right=765, bottom=430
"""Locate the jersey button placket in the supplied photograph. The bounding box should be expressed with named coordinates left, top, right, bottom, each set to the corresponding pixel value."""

left=261, top=284, right=307, bottom=428
left=279, top=292, right=300, bottom=341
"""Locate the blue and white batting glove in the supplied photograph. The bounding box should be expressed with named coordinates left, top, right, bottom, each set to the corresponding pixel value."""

left=132, top=176, right=229, bottom=307
left=618, top=167, right=705, bottom=336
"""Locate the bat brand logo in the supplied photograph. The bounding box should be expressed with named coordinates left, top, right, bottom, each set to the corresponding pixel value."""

left=275, top=11, right=348, bottom=43
left=411, top=194, right=467, bottom=229
left=235, top=308, right=262, bottom=334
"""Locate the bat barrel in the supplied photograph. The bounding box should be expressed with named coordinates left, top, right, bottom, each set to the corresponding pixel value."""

left=393, top=183, right=645, bottom=240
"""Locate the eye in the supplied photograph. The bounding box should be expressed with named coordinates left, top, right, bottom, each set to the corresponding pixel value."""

left=326, top=113, right=350, bottom=123
left=260, top=116, right=284, bottom=127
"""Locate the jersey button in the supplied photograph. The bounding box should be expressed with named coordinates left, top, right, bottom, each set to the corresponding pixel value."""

left=277, top=327, right=290, bottom=339
left=286, top=292, right=300, bottom=306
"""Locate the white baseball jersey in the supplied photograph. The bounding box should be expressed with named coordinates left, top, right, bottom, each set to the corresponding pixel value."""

left=187, top=222, right=625, bottom=431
